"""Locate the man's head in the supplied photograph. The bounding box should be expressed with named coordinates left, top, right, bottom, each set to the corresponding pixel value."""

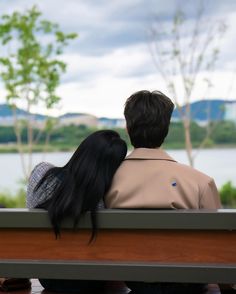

left=124, top=90, right=174, bottom=148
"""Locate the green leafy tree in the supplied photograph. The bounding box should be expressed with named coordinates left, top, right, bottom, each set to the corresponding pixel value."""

left=0, top=6, right=77, bottom=179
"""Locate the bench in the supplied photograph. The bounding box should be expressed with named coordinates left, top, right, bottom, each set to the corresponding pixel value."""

left=0, top=208, right=236, bottom=285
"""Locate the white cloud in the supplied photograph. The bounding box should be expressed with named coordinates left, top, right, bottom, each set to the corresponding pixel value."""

left=60, top=43, right=154, bottom=80
left=33, top=68, right=236, bottom=118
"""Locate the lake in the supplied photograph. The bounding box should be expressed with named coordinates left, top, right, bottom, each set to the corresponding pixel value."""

left=0, top=148, right=235, bottom=193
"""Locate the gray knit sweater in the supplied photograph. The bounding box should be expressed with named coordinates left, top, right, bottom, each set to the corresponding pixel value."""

left=26, top=162, right=105, bottom=209
left=26, top=162, right=59, bottom=209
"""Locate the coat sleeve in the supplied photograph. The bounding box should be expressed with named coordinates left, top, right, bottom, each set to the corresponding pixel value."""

left=199, top=178, right=222, bottom=209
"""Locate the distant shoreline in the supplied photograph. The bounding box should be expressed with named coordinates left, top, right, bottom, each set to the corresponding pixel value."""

left=0, top=143, right=236, bottom=154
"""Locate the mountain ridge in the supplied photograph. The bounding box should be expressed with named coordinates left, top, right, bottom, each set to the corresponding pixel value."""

left=172, top=99, right=236, bottom=121
left=0, top=99, right=236, bottom=123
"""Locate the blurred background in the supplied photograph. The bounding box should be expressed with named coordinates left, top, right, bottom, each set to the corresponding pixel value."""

left=0, top=0, right=235, bottom=207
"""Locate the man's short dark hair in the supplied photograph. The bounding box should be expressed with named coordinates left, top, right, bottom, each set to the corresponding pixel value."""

left=124, top=90, right=174, bottom=148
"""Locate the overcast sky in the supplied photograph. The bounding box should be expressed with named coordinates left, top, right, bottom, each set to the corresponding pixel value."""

left=0, top=0, right=236, bottom=118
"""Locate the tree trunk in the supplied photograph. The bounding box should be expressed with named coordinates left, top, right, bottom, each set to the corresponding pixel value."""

left=183, top=119, right=194, bottom=167
left=12, top=106, right=27, bottom=179
left=26, top=100, right=33, bottom=179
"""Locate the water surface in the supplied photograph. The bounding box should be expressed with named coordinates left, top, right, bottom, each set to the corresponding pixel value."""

left=0, top=148, right=235, bottom=193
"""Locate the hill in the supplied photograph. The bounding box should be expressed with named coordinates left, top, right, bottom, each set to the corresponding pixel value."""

left=172, top=99, right=236, bottom=122
left=0, top=99, right=236, bottom=126
left=0, top=104, right=46, bottom=120
left=0, top=104, right=124, bottom=127
left=0, top=104, right=28, bottom=117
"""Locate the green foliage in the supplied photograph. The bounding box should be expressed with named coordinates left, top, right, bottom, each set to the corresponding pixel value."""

left=165, top=122, right=185, bottom=144
left=0, top=125, right=131, bottom=151
left=116, top=127, right=131, bottom=148
left=200, top=138, right=214, bottom=148
left=49, top=125, right=132, bottom=149
left=189, top=122, right=206, bottom=142
left=220, top=181, right=236, bottom=208
left=0, top=189, right=26, bottom=208
left=0, top=121, right=236, bottom=152
left=0, top=6, right=77, bottom=108
left=165, top=121, right=207, bottom=147
left=49, top=125, right=96, bottom=147
left=0, top=126, right=16, bottom=142
left=211, top=121, right=236, bottom=143
left=165, top=121, right=236, bottom=148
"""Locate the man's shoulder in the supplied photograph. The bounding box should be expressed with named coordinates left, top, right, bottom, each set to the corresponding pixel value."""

left=113, top=151, right=213, bottom=191
left=173, top=161, right=212, bottom=181
left=106, top=149, right=220, bottom=209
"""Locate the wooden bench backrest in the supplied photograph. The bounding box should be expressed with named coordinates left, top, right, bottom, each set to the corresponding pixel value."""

left=0, top=208, right=236, bottom=283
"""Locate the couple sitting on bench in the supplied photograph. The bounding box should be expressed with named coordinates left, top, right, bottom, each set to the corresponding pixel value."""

left=26, top=90, right=221, bottom=294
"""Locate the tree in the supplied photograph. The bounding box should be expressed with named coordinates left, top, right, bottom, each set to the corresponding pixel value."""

left=0, top=6, right=77, bottom=179
left=149, top=2, right=227, bottom=166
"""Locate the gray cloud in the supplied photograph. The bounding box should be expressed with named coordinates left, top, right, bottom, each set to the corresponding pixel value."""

left=0, top=0, right=236, bottom=80
left=1, top=0, right=236, bottom=117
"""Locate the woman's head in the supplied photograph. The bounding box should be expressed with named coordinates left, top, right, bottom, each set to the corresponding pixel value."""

left=37, top=130, right=127, bottom=239
left=65, top=130, right=127, bottom=186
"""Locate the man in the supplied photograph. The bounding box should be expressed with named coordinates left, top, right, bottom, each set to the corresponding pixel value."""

left=106, top=90, right=221, bottom=210
left=105, top=90, right=221, bottom=294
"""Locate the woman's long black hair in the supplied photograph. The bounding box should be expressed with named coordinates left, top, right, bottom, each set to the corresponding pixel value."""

left=34, top=130, right=127, bottom=240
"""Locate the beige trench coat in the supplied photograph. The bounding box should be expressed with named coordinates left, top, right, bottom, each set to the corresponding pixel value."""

left=106, top=148, right=221, bottom=209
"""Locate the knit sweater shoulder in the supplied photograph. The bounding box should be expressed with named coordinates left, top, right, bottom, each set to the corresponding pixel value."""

left=26, top=162, right=58, bottom=209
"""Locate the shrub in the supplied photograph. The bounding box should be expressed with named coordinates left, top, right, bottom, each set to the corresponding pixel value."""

left=220, top=181, right=236, bottom=208
left=0, top=189, right=26, bottom=208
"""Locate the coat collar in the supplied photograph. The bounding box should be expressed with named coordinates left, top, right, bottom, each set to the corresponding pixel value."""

left=126, top=148, right=177, bottom=162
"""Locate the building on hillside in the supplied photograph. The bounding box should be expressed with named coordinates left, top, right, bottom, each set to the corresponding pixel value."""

left=59, top=113, right=98, bottom=127
left=0, top=116, right=15, bottom=126
left=0, top=104, right=48, bottom=128
left=224, top=101, right=236, bottom=124
left=98, top=117, right=125, bottom=128
left=0, top=115, right=47, bottom=129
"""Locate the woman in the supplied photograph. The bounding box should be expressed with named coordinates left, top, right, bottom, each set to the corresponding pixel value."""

left=27, top=130, right=127, bottom=292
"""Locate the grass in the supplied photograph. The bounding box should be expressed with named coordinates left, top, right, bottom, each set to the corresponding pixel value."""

left=0, top=144, right=75, bottom=153
left=0, top=188, right=26, bottom=208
